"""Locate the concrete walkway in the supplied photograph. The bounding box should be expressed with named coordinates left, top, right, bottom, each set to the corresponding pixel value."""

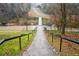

left=22, top=26, right=58, bottom=56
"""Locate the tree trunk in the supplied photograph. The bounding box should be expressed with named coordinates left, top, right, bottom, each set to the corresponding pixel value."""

left=61, top=3, right=66, bottom=35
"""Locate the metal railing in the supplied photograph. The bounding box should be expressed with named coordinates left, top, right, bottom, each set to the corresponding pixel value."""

left=48, top=31, right=79, bottom=52
left=0, top=28, right=37, bottom=50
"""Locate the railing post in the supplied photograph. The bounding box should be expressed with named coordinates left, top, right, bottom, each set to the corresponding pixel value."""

left=19, top=36, right=21, bottom=50
left=48, top=30, right=49, bottom=36
left=60, top=37, right=62, bottom=52
left=52, top=33, right=53, bottom=42
left=28, top=34, right=29, bottom=41
left=32, top=30, right=33, bottom=36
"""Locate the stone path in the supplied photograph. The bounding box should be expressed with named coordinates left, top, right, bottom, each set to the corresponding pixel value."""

left=22, top=26, right=58, bottom=56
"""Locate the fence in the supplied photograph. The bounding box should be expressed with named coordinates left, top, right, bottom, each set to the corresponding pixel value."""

left=0, top=28, right=37, bottom=50
left=47, top=31, right=79, bottom=53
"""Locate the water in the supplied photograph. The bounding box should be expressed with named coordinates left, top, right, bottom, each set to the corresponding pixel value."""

left=38, top=17, right=42, bottom=25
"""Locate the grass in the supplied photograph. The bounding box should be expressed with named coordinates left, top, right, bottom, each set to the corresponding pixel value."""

left=0, top=31, right=30, bottom=40
left=65, top=31, right=79, bottom=36
left=0, top=30, right=36, bottom=56
left=46, top=30, right=79, bottom=56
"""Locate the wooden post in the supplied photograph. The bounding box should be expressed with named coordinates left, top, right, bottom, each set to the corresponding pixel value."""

left=52, top=33, right=53, bottom=42
left=19, top=37, right=21, bottom=50
left=49, top=31, right=50, bottom=36
left=32, top=30, right=33, bottom=36
left=60, top=37, right=62, bottom=52
left=28, top=34, right=29, bottom=41
left=48, top=30, right=49, bottom=36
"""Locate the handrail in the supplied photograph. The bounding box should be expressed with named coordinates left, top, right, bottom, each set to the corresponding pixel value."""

left=0, top=33, right=29, bottom=45
left=0, top=27, right=37, bottom=50
left=51, top=32, right=79, bottom=44
left=61, top=36, right=79, bottom=44
left=50, top=32, right=79, bottom=52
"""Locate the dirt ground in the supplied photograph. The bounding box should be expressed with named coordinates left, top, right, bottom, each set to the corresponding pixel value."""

left=46, top=31, right=79, bottom=56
